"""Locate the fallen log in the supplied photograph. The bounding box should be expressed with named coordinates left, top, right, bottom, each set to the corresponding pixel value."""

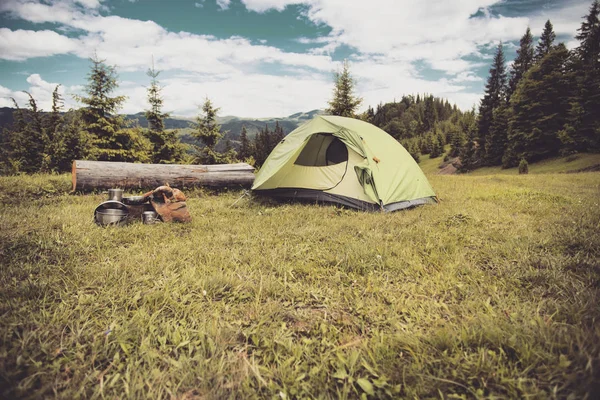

left=72, top=160, right=255, bottom=191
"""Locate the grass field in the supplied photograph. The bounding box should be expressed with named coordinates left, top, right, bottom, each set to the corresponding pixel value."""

left=1, top=158, right=599, bottom=398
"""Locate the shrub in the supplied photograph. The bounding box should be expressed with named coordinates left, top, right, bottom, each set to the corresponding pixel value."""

left=518, top=158, right=529, bottom=174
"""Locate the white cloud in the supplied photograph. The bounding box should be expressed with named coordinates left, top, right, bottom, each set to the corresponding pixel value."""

left=74, top=0, right=103, bottom=8
left=216, top=0, right=231, bottom=10
left=0, top=74, right=81, bottom=111
left=449, top=71, right=483, bottom=83
left=528, top=1, right=591, bottom=37
left=241, top=0, right=298, bottom=12
left=194, top=1, right=204, bottom=8
left=0, top=0, right=592, bottom=117
left=0, top=28, right=79, bottom=60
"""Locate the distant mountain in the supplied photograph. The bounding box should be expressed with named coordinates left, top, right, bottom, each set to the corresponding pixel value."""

left=177, top=110, right=323, bottom=151
left=0, top=107, right=15, bottom=129
left=0, top=107, right=323, bottom=151
left=123, top=112, right=194, bottom=129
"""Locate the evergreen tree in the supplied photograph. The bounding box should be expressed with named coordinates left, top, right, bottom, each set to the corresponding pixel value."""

left=460, top=122, right=478, bottom=171
left=10, top=93, right=46, bottom=173
left=423, top=95, right=438, bottom=132
left=504, top=44, right=571, bottom=166
left=449, top=128, right=465, bottom=158
left=429, top=133, right=444, bottom=159
left=253, top=124, right=272, bottom=167
left=252, top=123, right=284, bottom=167
left=0, top=99, right=25, bottom=174
left=568, top=0, right=600, bottom=151
left=74, top=54, right=148, bottom=162
left=422, top=134, right=433, bottom=155
left=143, top=60, right=184, bottom=164
left=575, top=1, right=600, bottom=67
left=508, top=27, right=534, bottom=99
left=144, top=129, right=185, bottom=164
left=42, top=86, right=65, bottom=171
left=145, top=59, right=168, bottom=133
left=0, top=125, right=13, bottom=174
left=192, top=98, right=223, bottom=164
left=326, top=59, right=362, bottom=118
left=436, top=132, right=446, bottom=155
left=477, top=42, right=508, bottom=164
left=220, top=138, right=237, bottom=163
left=485, top=104, right=510, bottom=165
left=535, top=20, right=556, bottom=61
left=46, top=85, right=64, bottom=141
left=51, top=110, right=93, bottom=172
left=238, top=125, right=252, bottom=160
left=408, top=142, right=420, bottom=163
left=365, top=105, right=375, bottom=123
left=273, top=121, right=285, bottom=143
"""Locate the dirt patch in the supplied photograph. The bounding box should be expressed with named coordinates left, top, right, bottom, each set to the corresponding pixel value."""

left=438, top=163, right=458, bottom=175
left=437, top=157, right=462, bottom=175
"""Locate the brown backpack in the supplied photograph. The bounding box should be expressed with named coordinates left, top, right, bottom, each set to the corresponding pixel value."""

left=142, top=184, right=192, bottom=223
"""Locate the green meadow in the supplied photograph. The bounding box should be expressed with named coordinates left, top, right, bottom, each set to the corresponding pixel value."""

left=1, top=155, right=599, bottom=399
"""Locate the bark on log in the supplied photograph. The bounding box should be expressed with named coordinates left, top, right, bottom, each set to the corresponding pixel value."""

left=72, top=160, right=255, bottom=191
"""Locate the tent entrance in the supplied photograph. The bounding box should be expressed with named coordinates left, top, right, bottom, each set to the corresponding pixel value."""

left=294, top=133, right=348, bottom=166
left=261, top=133, right=348, bottom=191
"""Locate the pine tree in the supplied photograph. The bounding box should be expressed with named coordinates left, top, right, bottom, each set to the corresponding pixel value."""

left=422, top=134, right=433, bottom=155
left=460, top=122, right=478, bottom=171
left=220, top=138, right=237, bottom=163
left=326, top=59, right=362, bottom=118
left=477, top=42, right=508, bottom=164
left=51, top=110, right=93, bottom=172
left=0, top=99, right=25, bottom=173
left=485, top=104, right=510, bottom=165
left=535, top=20, right=556, bottom=61
left=449, top=128, right=465, bottom=158
left=504, top=44, right=571, bottom=166
left=365, top=105, right=375, bottom=123
left=408, top=142, right=420, bottom=163
left=423, top=95, right=438, bottom=132
left=238, top=125, right=252, bottom=160
left=10, top=93, right=46, bottom=173
left=508, top=27, right=534, bottom=99
left=429, top=133, right=443, bottom=159
left=193, top=98, right=223, bottom=164
left=42, top=85, right=65, bottom=171
left=143, top=60, right=184, bottom=164
left=436, top=132, right=445, bottom=155
left=145, top=59, right=169, bottom=133
left=575, top=1, right=600, bottom=68
left=74, top=54, right=142, bottom=161
left=252, top=124, right=272, bottom=167
left=568, top=0, right=600, bottom=151
left=273, top=121, right=285, bottom=143
left=251, top=123, right=284, bottom=167
left=47, top=85, right=64, bottom=139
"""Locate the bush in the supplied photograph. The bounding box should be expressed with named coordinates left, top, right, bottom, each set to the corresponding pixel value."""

left=518, top=158, right=529, bottom=174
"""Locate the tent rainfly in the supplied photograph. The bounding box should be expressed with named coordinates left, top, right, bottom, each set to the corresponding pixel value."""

left=252, top=115, right=437, bottom=211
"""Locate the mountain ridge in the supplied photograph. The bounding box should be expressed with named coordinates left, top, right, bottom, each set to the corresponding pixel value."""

left=0, top=107, right=323, bottom=139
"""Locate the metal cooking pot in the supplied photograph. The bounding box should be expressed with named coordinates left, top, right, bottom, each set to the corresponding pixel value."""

left=96, top=209, right=128, bottom=226
left=107, top=188, right=123, bottom=202
left=142, top=211, right=159, bottom=225
left=94, top=200, right=129, bottom=226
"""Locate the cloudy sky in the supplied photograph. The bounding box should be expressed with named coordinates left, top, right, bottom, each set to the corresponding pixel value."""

left=0, top=0, right=593, bottom=118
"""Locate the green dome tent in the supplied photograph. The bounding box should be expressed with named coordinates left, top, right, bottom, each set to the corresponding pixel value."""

left=252, top=115, right=437, bottom=211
